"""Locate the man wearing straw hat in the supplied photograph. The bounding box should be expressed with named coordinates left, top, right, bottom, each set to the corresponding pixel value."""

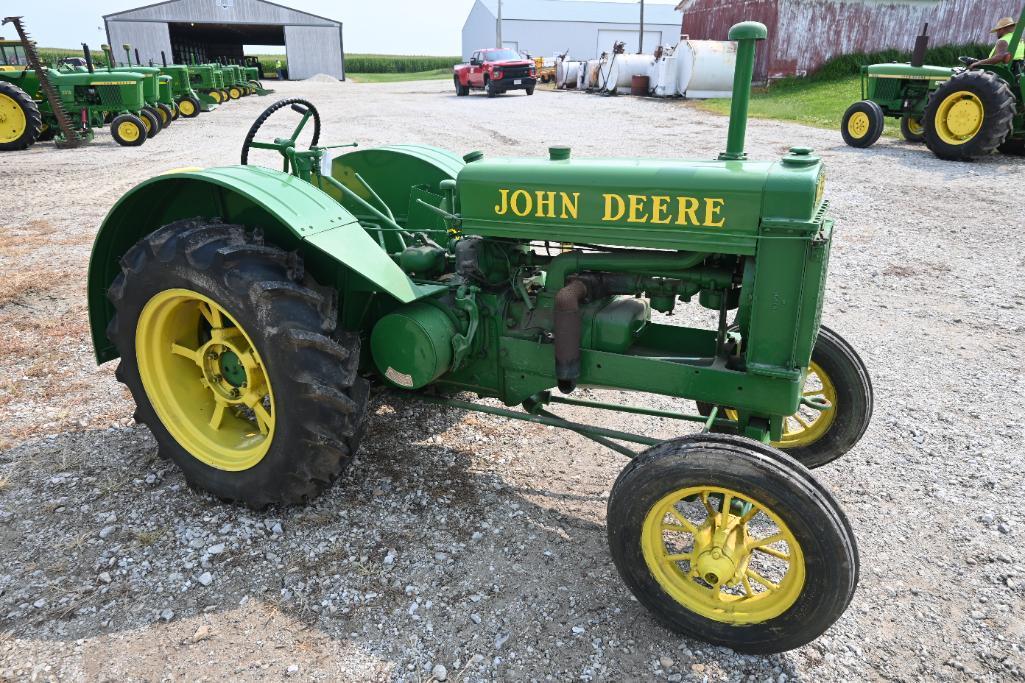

left=970, top=15, right=1024, bottom=69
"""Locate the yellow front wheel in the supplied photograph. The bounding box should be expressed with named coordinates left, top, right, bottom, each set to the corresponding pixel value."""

left=107, top=219, right=370, bottom=507
left=229, top=86, right=242, bottom=100
left=607, top=435, right=858, bottom=653
left=110, top=113, right=147, bottom=146
left=841, top=100, right=884, bottom=148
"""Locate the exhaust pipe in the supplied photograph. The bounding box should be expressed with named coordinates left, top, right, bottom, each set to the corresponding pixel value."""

left=81, top=43, right=94, bottom=73
left=719, top=22, right=768, bottom=161
left=122, top=44, right=132, bottom=66
left=135, top=48, right=141, bottom=66
left=911, top=24, right=929, bottom=67
left=161, top=51, right=167, bottom=67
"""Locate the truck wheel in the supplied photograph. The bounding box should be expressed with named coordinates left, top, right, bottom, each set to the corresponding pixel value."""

left=900, top=114, right=924, bottom=143
left=0, top=81, right=42, bottom=151
left=453, top=76, right=469, bottom=96
left=840, top=100, right=884, bottom=148
left=139, top=107, right=161, bottom=137
left=110, top=114, right=147, bottom=146
left=607, top=434, right=858, bottom=654
left=526, top=86, right=535, bottom=96
left=155, top=103, right=174, bottom=127
left=107, top=219, right=370, bottom=508
left=696, top=326, right=873, bottom=469
left=485, top=78, right=498, bottom=98
left=923, top=70, right=1016, bottom=160
left=177, top=95, right=201, bottom=118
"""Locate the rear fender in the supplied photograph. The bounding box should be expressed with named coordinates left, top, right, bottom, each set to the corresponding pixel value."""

left=87, top=165, right=428, bottom=364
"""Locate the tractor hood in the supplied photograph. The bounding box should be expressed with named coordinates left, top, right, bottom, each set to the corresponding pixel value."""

left=865, top=63, right=953, bottom=80
left=456, top=150, right=827, bottom=255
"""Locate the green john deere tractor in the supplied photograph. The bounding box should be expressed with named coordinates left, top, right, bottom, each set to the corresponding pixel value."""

left=156, top=55, right=203, bottom=119
left=243, top=58, right=274, bottom=95
left=842, top=12, right=1025, bottom=159
left=0, top=30, right=150, bottom=148
left=87, top=22, right=870, bottom=654
left=186, top=64, right=225, bottom=109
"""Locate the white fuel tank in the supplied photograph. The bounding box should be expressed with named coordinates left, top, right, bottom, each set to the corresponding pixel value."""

left=557, top=60, right=582, bottom=89
left=676, top=39, right=737, bottom=99
left=602, top=54, right=655, bottom=94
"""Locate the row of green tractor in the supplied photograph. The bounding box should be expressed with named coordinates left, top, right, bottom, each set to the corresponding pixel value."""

left=0, top=17, right=271, bottom=150
left=842, top=11, right=1024, bottom=160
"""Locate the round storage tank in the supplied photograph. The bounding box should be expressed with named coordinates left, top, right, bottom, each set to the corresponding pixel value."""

left=677, top=40, right=736, bottom=99
left=602, top=54, right=655, bottom=94
left=557, top=60, right=581, bottom=88
left=371, top=302, right=456, bottom=390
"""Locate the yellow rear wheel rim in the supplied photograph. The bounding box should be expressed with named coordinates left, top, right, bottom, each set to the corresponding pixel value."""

left=117, top=120, right=141, bottom=142
left=641, top=486, right=805, bottom=624
left=136, top=289, right=276, bottom=471
left=211, top=91, right=221, bottom=103
left=0, top=93, right=28, bottom=143
left=726, top=361, right=837, bottom=449
left=935, top=91, right=984, bottom=145
left=179, top=100, right=196, bottom=116
left=847, top=111, right=870, bottom=138
left=906, top=116, right=924, bottom=135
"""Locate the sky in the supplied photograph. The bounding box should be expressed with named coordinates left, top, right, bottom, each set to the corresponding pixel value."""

left=10, top=0, right=680, bottom=55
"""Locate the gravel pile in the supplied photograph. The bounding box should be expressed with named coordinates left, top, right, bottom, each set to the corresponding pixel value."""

left=0, top=80, right=1023, bottom=680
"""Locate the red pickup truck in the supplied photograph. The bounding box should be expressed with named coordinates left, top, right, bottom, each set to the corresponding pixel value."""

left=454, top=48, right=537, bottom=98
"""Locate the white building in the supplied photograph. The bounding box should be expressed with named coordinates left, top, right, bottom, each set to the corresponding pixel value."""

left=462, top=0, right=681, bottom=60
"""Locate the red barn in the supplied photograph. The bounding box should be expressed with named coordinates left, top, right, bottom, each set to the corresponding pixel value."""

left=675, top=0, right=1007, bottom=82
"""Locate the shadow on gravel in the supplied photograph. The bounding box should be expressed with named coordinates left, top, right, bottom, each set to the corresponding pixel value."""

left=0, top=401, right=801, bottom=680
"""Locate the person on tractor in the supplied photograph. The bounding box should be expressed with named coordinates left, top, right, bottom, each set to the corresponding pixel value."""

left=970, top=16, right=1024, bottom=69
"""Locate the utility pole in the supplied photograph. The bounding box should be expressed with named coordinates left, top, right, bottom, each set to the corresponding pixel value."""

left=497, top=0, right=503, bottom=47
left=638, top=0, right=645, bottom=53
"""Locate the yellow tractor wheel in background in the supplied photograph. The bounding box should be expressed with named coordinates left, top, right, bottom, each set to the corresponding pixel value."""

left=0, top=81, right=42, bottom=150
left=210, top=90, right=222, bottom=104
left=923, top=70, right=1016, bottom=160
left=900, top=114, right=925, bottom=143
left=110, top=113, right=147, bottom=146
left=229, top=86, right=242, bottom=100
left=840, top=100, right=884, bottom=148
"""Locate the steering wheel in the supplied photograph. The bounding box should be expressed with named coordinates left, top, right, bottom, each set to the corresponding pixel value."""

left=240, top=98, right=321, bottom=170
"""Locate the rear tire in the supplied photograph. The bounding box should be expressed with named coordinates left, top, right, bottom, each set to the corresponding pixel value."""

left=453, top=76, right=469, bottom=96
left=607, top=434, right=858, bottom=654
left=526, top=86, right=535, bottom=96
left=110, top=114, right=147, bottom=146
left=900, top=114, right=924, bottom=142
left=107, top=219, right=370, bottom=508
left=840, top=100, right=884, bottom=148
left=0, top=81, right=42, bottom=151
left=923, top=70, right=1016, bottom=161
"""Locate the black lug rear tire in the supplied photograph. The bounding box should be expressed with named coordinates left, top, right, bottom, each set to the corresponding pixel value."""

left=840, top=100, right=885, bottom=148
left=900, top=114, right=925, bottom=142
left=0, top=81, right=42, bottom=150
left=607, top=434, right=859, bottom=654
left=923, top=70, right=1016, bottom=161
left=106, top=219, right=370, bottom=508
left=156, top=102, right=174, bottom=127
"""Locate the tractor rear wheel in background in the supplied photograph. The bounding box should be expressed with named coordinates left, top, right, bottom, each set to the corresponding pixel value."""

left=453, top=76, right=469, bottom=96
left=900, top=114, right=924, bottom=143
left=697, top=326, right=873, bottom=469
left=155, top=103, right=174, bottom=127
left=840, top=100, right=884, bottom=148
left=220, top=89, right=230, bottom=102
left=139, top=107, right=161, bottom=137
left=107, top=219, right=370, bottom=508
left=177, top=96, right=201, bottom=118
left=37, top=122, right=57, bottom=142
left=998, top=136, right=1025, bottom=155
left=209, top=90, right=222, bottom=104
left=923, top=70, right=1016, bottom=160
left=168, top=101, right=179, bottom=121
left=607, top=434, right=859, bottom=654
left=0, top=80, right=42, bottom=151
left=110, top=113, right=147, bottom=146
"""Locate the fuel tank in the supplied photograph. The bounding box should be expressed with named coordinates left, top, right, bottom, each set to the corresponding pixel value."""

left=456, top=148, right=826, bottom=254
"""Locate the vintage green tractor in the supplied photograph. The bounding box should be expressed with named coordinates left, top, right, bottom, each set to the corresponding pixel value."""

left=0, top=34, right=150, bottom=148
left=87, top=22, right=870, bottom=654
left=186, top=64, right=224, bottom=109
left=157, top=56, right=203, bottom=118
left=842, top=13, right=1024, bottom=159
left=243, top=62, right=274, bottom=95
left=221, top=64, right=248, bottom=99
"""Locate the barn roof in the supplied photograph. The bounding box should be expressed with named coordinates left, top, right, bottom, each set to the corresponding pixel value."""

left=480, top=0, right=680, bottom=25
left=104, top=0, right=340, bottom=26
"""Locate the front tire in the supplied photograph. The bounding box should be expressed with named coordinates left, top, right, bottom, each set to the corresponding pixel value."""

left=840, top=100, right=884, bottom=148
left=923, top=70, right=1016, bottom=161
left=900, top=114, right=924, bottom=142
left=453, top=76, right=469, bottom=96
left=485, top=78, right=498, bottom=98
left=155, top=102, right=174, bottom=127
left=110, top=114, right=147, bottom=146
left=229, top=86, right=242, bottom=100
left=107, top=219, right=370, bottom=508
left=177, top=95, right=201, bottom=118
left=607, top=434, right=858, bottom=654
left=526, top=86, right=535, bottom=96
left=139, top=107, right=161, bottom=137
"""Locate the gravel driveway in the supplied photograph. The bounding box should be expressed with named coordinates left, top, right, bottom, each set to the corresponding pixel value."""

left=1, top=79, right=1023, bottom=681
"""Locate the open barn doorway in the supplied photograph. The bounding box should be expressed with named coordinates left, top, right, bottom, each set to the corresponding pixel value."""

left=168, top=21, right=285, bottom=78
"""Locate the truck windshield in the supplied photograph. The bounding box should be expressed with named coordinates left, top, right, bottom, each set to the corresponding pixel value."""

left=484, top=49, right=522, bottom=62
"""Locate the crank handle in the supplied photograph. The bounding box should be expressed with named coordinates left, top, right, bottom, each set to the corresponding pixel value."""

left=800, top=395, right=832, bottom=411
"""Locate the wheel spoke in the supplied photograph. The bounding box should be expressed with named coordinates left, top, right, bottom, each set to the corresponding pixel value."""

left=701, top=492, right=717, bottom=518
left=753, top=545, right=791, bottom=561
left=665, top=553, right=691, bottom=562
left=746, top=568, right=779, bottom=592
left=208, top=402, right=226, bottom=430
left=721, top=493, right=734, bottom=519
left=198, top=301, right=223, bottom=328
left=750, top=532, right=785, bottom=549
left=793, top=414, right=812, bottom=429
left=802, top=388, right=823, bottom=397
left=739, top=504, right=760, bottom=525
left=742, top=575, right=755, bottom=597
left=251, top=400, right=273, bottom=435
left=170, top=343, right=202, bottom=366
left=667, top=508, right=698, bottom=535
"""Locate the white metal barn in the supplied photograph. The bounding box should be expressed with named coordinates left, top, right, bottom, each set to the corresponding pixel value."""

left=462, top=0, right=681, bottom=60
left=103, top=0, right=345, bottom=80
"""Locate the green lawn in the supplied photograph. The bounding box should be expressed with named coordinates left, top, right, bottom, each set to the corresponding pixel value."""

left=347, top=68, right=452, bottom=83
left=697, top=75, right=901, bottom=138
